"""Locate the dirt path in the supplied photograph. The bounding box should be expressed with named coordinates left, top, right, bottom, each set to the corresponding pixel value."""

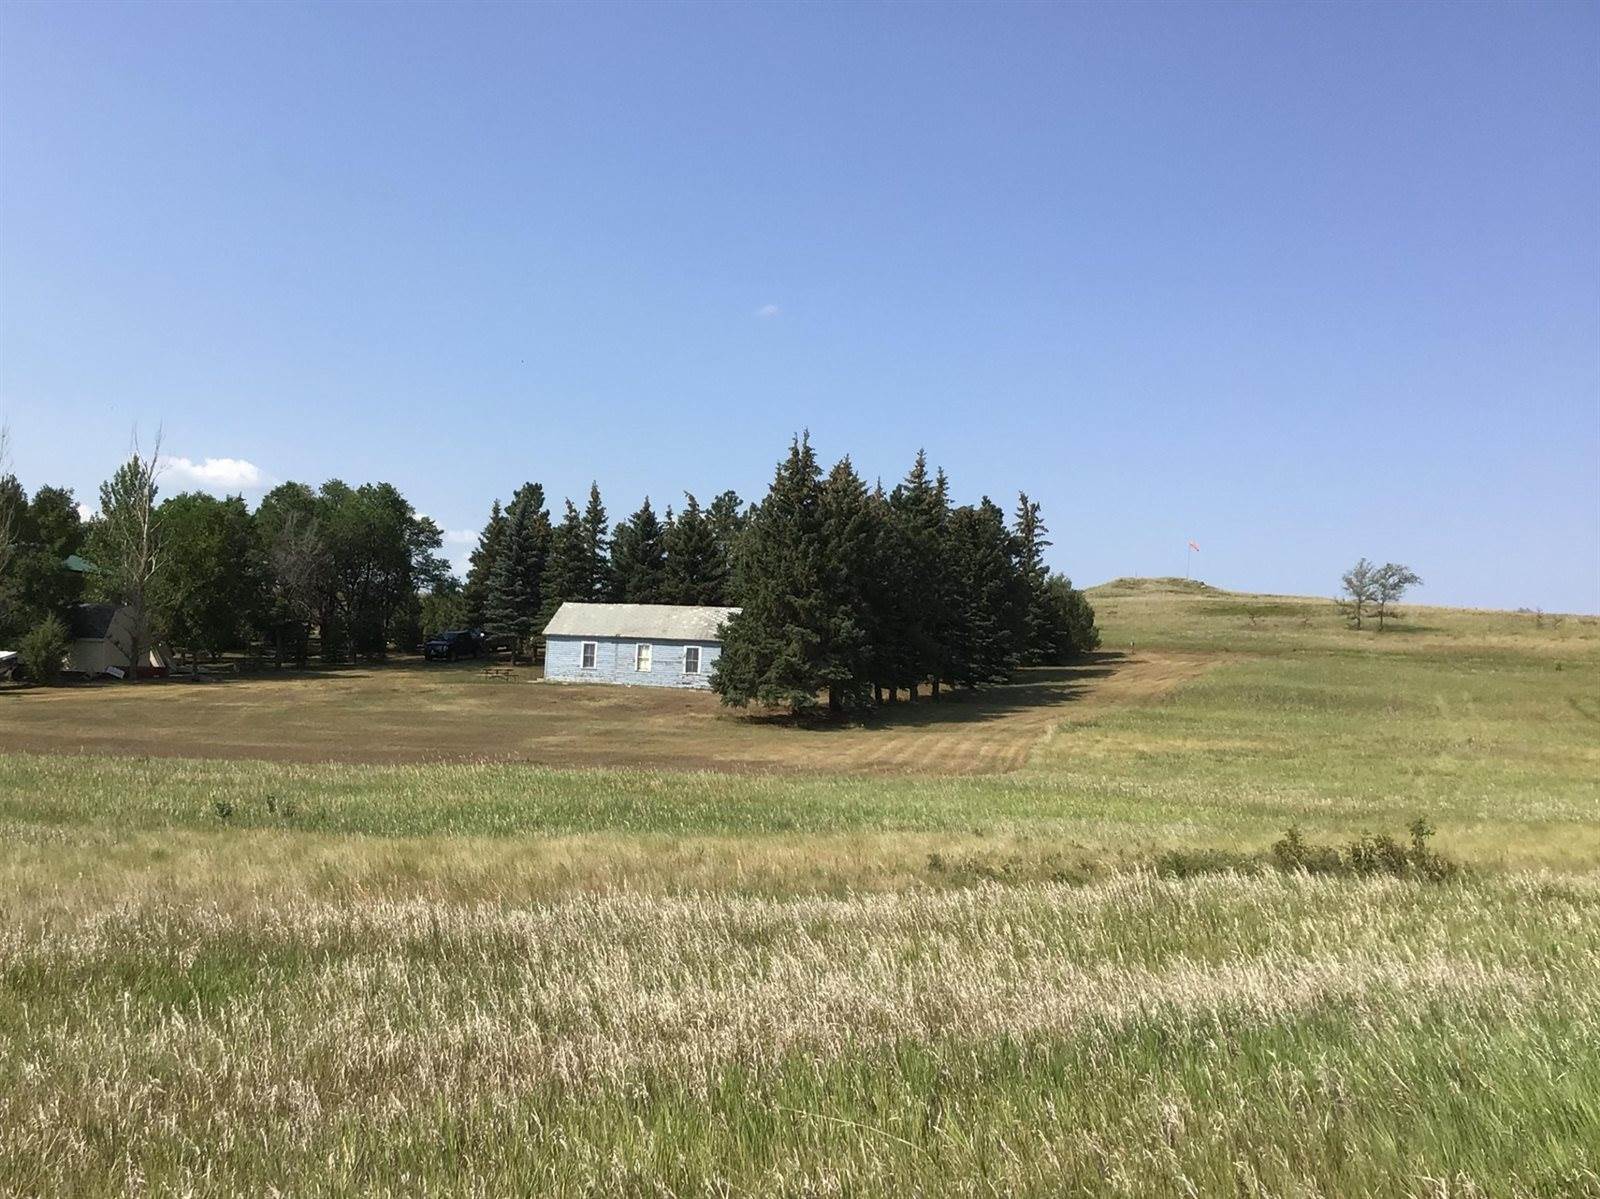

left=0, top=651, right=1216, bottom=776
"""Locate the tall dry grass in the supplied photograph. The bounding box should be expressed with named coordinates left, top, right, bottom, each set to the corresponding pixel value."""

left=4, top=871, right=1599, bottom=1195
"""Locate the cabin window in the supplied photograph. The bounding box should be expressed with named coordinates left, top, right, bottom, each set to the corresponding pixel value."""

left=580, top=642, right=597, bottom=669
left=684, top=646, right=702, bottom=675
left=635, top=643, right=652, bottom=672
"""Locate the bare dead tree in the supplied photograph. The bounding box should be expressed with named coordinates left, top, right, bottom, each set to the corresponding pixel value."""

left=96, top=430, right=164, bottom=680
left=267, top=510, right=327, bottom=665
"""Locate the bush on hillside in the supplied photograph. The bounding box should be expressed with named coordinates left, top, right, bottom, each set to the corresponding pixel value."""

left=1273, top=819, right=1458, bottom=882
left=1153, top=821, right=1460, bottom=884
left=19, top=614, right=69, bottom=685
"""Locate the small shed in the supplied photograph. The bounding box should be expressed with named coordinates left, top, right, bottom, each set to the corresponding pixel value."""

left=66, top=603, right=169, bottom=678
left=542, top=602, right=739, bottom=690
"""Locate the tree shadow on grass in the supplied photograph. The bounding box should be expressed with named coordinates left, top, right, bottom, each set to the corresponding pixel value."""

left=737, top=652, right=1130, bottom=733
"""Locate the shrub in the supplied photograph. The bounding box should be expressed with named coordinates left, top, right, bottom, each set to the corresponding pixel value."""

left=927, top=850, right=1098, bottom=888
left=19, top=615, right=69, bottom=685
left=1402, top=818, right=1459, bottom=882
left=1271, top=825, right=1342, bottom=874
left=1272, top=820, right=1458, bottom=882
left=1153, top=847, right=1262, bottom=879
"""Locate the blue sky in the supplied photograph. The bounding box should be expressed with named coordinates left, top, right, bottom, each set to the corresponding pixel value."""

left=2, top=1, right=1596, bottom=611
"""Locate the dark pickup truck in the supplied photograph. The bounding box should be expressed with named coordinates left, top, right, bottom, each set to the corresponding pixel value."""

left=423, top=629, right=484, bottom=662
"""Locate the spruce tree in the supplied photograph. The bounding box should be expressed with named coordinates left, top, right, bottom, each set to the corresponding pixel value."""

left=609, top=497, right=668, bottom=602
left=538, top=499, right=589, bottom=633
left=1038, top=573, right=1100, bottom=660
left=816, top=457, right=877, bottom=711
left=946, top=498, right=1029, bottom=686
left=705, top=489, right=749, bottom=605
left=580, top=483, right=609, bottom=600
left=1013, top=493, right=1054, bottom=664
left=710, top=435, right=828, bottom=712
left=888, top=451, right=952, bottom=699
left=863, top=480, right=913, bottom=703
left=662, top=493, right=726, bottom=605
left=461, top=499, right=506, bottom=628
left=484, top=484, right=550, bottom=655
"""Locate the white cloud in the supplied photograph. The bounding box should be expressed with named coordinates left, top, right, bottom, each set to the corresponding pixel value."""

left=159, top=455, right=270, bottom=493
left=444, top=528, right=477, bottom=545
left=77, top=503, right=96, bottom=522
left=756, top=304, right=781, bottom=319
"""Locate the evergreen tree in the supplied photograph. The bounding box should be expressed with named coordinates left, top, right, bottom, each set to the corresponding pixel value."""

left=1039, top=573, right=1100, bottom=659
left=863, top=480, right=913, bottom=703
left=539, top=499, right=590, bottom=633
left=1013, top=492, right=1054, bottom=664
left=580, top=482, right=609, bottom=600
left=609, top=497, right=668, bottom=602
left=662, top=493, right=726, bottom=605
left=945, top=498, right=1029, bottom=686
left=711, top=435, right=828, bottom=712
left=461, top=499, right=506, bottom=628
left=888, top=450, right=952, bottom=698
left=815, top=457, right=878, bottom=711
left=485, top=484, right=550, bottom=655
left=705, top=489, right=749, bottom=605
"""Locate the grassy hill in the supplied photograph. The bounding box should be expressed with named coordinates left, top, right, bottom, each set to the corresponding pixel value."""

left=1, top=580, right=1597, bottom=1195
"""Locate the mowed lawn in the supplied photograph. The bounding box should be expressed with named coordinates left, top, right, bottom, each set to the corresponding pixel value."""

left=0, top=648, right=1208, bottom=775
left=2, top=581, right=1598, bottom=1196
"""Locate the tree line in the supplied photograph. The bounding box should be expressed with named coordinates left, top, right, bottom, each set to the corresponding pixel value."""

left=450, top=482, right=750, bottom=657
left=0, top=448, right=453, bottom=676
left=0, top=432, right=1097, bottom=692
left=709, top=435, right=1097, bottom=713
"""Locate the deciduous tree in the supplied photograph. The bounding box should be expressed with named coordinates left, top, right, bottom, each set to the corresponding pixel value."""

left=0, top=479, right=87, bottom=646
left=88, top=438, right=163, bottom=680
left=149, top=492, right=267, bottom=663
left=419, top=577, right=466, bottom=639
left=1373, top=563, right=1422, bottom=631
left=1339, top=557, right=1379, bottom=630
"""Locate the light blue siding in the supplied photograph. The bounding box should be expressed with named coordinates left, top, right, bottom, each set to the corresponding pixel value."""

left=544, top=635, right=722, bottom=690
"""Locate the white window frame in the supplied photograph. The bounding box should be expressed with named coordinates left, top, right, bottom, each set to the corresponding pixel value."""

left=683, top=645, right=702, bottom=675
left=635, top=643, right=653, bottom=672
left=580, top=641, right=597, bottom=669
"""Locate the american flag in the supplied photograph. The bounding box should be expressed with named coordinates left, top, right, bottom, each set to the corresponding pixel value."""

left=1187, top=540, right=1200, bottom=552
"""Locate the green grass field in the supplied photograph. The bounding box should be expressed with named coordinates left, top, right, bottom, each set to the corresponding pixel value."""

left=2, top=581, right=1598, bottom=1196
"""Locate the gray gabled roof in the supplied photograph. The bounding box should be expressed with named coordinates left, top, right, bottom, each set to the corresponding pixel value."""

left=541, top=602, right=740, bottom=641
left=68, top=603, right=121, bottom=640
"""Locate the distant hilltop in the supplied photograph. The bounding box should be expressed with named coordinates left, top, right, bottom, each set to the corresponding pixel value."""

left=1087, top=576, right=1226, bottom=597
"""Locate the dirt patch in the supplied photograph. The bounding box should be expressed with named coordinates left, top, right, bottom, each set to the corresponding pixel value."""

left=0, top=651, right=1215, bottom=776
